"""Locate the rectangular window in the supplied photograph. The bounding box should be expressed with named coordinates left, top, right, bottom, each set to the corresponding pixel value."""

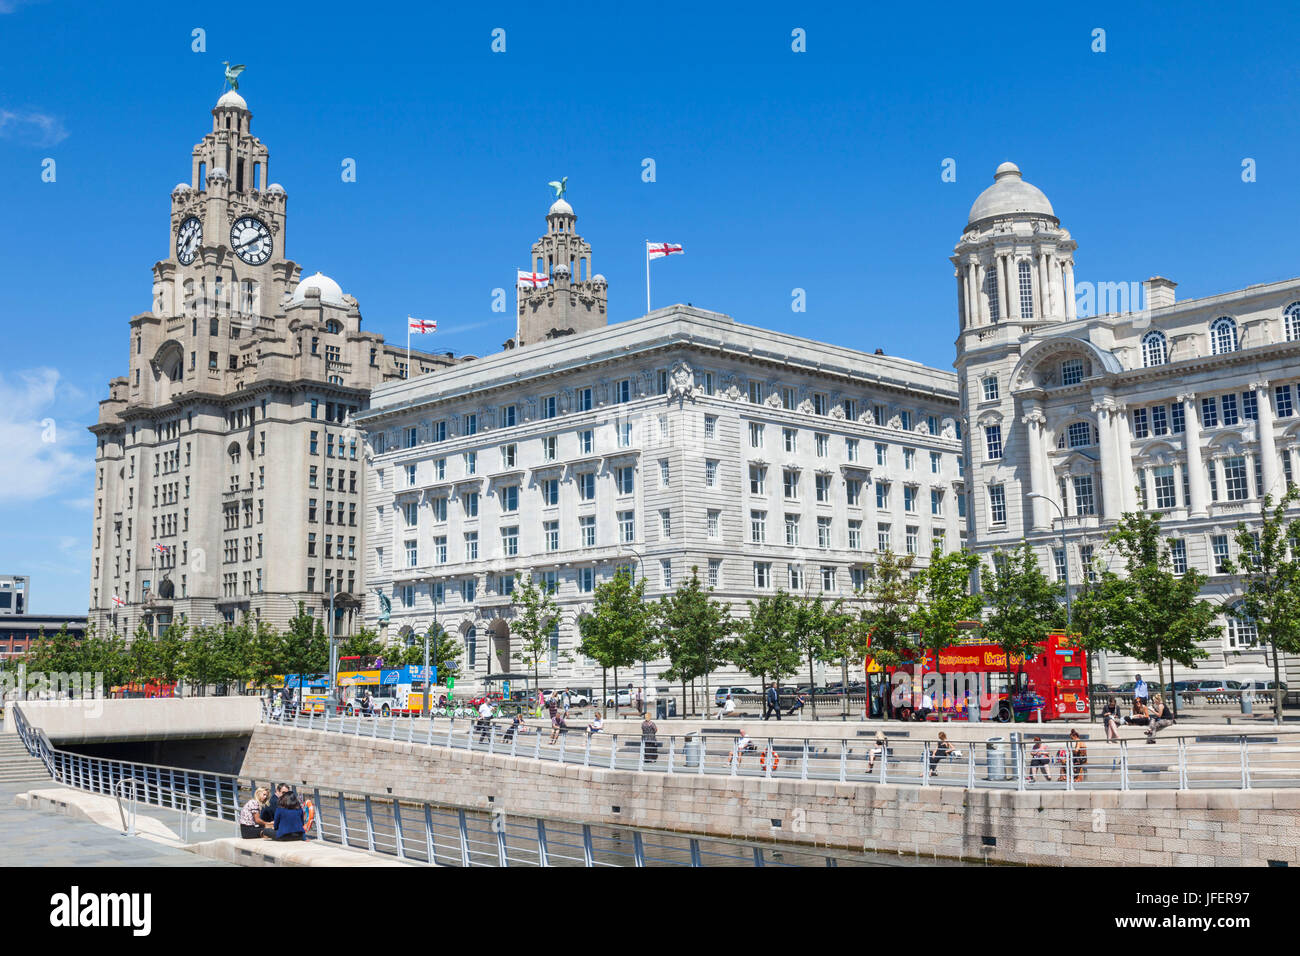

left=1201, top=397, right=1219, bottom=428
left=464, top=532, right=479, bottom=560
left=982, top=376, right=999, bottom=401
left=1171, top=539, right=1187, bottom=575
left=1053, top=547, right=1067, bottom=582
left=659, top=459, right=670, bottom=487
left=707, top=510, right=721, bottom=540
left=904, top=448, right=915, bottom=470
left=931, top=489, right=944, bottom=516
left=501, top=485, right=519, bottom=512
left=904, top=486, right=917, bottom=513
left=659, top=509, right=672, bottom=538
left=577, top=387, right=592, bottom=412
left=1224, top=456, right=1249, bottom=500
left=817, top=516, right=832, bottom=549
left=1132, top=408, right=1149, bottom=439
left=750, top=465, right=766, bottom=495
left=781, top=387, right=796, bottom=411
left=905, top=526, right=919, bottom=555
left=1171, top=402, right=1186, bottom=433
left=785, top=513, right=800, bottom=546
left=465, top=451, right=477, bottom=475
left=618, top=420, right=633, bottom=447
left=580, top=515, right=596, bottom=547
left=617, top=379, right=632, bottom=403
left=989, top=485, right=1007, bottom=525
left=543, top=435, right=557, bottom=461
left=432, top=497, right=448, bottom=521
left=782, top=427, right=797, bottom=453
left=985, top=425, right=1003, bottom=460
left=751, top=510, right=767, bottom=544
left=1212, top=534, right=1230, bottom=573
left=616, top=467, right=635, bottom=495
left=1080, top=545, right=1097, bottom=583
left=501, top=526, right=519, bottom=557
left=704, top=415, right=717, bottom=440
left=432, top=421, right=447, bottom=443
left=1221, top=393, right=1239, bottom=426
left=463, top=492, right=479, bottom=517
left=1153, top=465, right=1176, bottom=509
left=930, top=452, right=941, bottom=475
left=502, top=444, right=517, bottom=468
left=576, top=472, right=595, bottom=500
left=708, top=560, right=721, bottom=588
left=577, top=568, right=595, bottom=593
left=783, top=469, right=800, bottom=499
left=876, top=443, right=888, bottom=467
left=405, top=539, right=418, bottom=568
left=846, top=438, right=859, bottom=462
left=544, top=520, right=559, bottom=552
left=877, top=523, right=891, bottom=552
left=788, top=564, right=804, bottom=590
left=815, top=433, right=828, bottom=457
left=1208, top=462, right=1219, bottom=502
left=846, top=479, right=862, bottom=507
left=434, top=536, right=447, bottom=564
left=462, top=578, right=477, bottom=602
left=501, top=404, right=517, bottom=428
left=1242, top=391, right=1258, bottom=421
left=705, top=460, right=719, bottom=488
left=899, top=411, right=912, bottom=431
left=1276, top=384, right=1295, bottom=418
left=749, top=381, right=764, bottom=404
left=848, top=519, right=862, bottom=550
left=1151, top=404, right=1168, bottom=436
left=815, top=474, right=831, bottom=502
left=749, top=422, right=764, bottom=449
left=619, top=510, right=636, bottom=543
left=876, top=481, right=889, bottom=510
left=1073, top=475, right=1096, bottom=515
left=754, top=562, right=771, bottom=589
left=541, top=395, right=557, bottom=419
left=1061, top=359, right=1084, bottom=386
left=661, top=559, right=673, bottom=589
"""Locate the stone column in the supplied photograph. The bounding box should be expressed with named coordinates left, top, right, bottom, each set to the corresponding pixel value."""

left=956, top=271, right=967, bottom=329
left=1092, top=401, right=1120, bottom=519
left=1113, top=403, right=1138, bottom=514
left=1051, top=258, right=1065, bottom=319
left=975, top=262, right=987, bottom=325
left=1172, top=461, right=1184, bottom=509
left=1064, top=261, right=1077, bottom=321
left=1038, top=254, right=1050, bottom=318
left=1212, top=456, right=1226, bottom=504
left=1005, top=256, right=1019, bottom=320
left=1179, top=393, right=1208, bottom=517
left=1022, top=409, right=1049, bottom=531
left=1253, top=380, right=1282, bottom=501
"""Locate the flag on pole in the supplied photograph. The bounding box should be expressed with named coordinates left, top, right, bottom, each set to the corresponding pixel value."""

left=408, top=317, right=438, bottom=334
left=153, top=543, right=170, bottom=556
left=517, top=270, right=551, bottom=289
left=112, top=594, right=126, bottom=607
left=646, top=242, right=684, bottom=259
left=646, top=242, right=684, bottom=312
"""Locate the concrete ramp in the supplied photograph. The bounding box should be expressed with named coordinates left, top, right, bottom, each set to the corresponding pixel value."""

left=7, top=698, right=262, bottom=744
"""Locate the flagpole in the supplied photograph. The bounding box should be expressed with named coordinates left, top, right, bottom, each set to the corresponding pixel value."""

left=645, top=241, right=651, bottom=315
left=405, top=317, right=411, bottom=380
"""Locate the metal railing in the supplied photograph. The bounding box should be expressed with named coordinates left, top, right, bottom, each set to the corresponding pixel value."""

left=8, top=703, right=872, bottom=867
left=259, top=702, right=1300, bottom=791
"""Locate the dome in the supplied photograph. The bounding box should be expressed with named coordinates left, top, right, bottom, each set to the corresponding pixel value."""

left=967, top=162, right=1055, bottom=226
left=291, top=272, right=347, bottom=308
left=553, top=262, right=570, bottom=276
left=216, top=90, right=247, bottom=110
left=548, top=198, right=574, bottom=217
left=266, top=183, right=285, bottom=195
left=590, top=273, right=606, bottom=285
left=172, top=182, right=191, bottom=195
left=209, top=166, right=228, bottom=182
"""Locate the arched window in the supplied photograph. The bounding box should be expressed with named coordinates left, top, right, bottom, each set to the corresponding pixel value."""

left=1210, top=316, right=1238, bottom=355
left=1064, top=420, right=1097, bottom=448
left=1226, top=603, right=1257, bottom=648
left=465, top=626, right=477, bottom=671
left=1018, top=260, right=1034, bottom=317
left=1142, top=330, right=1168, bottom=367
left=1284, top=302, right=1300, bottom=342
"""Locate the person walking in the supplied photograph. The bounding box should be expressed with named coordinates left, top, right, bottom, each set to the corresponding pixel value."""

left=763, top=684, right=779, bottom=721
left=635, top=686, right=645, bottom=717
left=476, top=697, right=495, bottom=743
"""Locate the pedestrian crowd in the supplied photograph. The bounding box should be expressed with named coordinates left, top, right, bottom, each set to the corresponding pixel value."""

left=239, top=782, right=314, bottom=842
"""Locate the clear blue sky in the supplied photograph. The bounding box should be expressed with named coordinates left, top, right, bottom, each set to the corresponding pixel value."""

left=3, top=0, right=1299, bottom=612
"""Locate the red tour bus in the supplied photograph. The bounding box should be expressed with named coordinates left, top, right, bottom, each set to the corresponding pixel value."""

left=868, top=630, right=1089, bottom=722
left=109, top=681, right=177, bottom=700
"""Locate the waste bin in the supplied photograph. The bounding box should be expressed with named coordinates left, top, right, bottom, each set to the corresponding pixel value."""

left=682, top=733, right=702, bottom=768
left=968, top=698, right=981, bottom=723
left=655, top=697, right=668, bottom=720
left=985, top=737, right=1008, bottom=781
left=1241, top=693, right=1253, bottom=716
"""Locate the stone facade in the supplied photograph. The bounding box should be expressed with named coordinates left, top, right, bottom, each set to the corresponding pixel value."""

left=87, top=91, right=464, bottom=638
left=357, top=304, right=965, bottom=691
left=953, top=163, right=1300, bottom=685
left=513, top=198, right=607, bottom=347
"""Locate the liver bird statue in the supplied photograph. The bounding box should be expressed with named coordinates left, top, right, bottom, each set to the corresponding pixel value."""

left=223, top=61, right=246, bottom=91
left=548, top=177, right=568, bottom=200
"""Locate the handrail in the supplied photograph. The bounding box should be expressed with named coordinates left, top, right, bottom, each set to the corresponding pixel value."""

left=253, top=699, right=1300, bottom=793
left=8, top=702, right=868, bottom=868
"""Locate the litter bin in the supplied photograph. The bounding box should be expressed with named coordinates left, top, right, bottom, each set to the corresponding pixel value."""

left=682, top=733, right=701, bottom=768
left=1240, top=693, right=1253, bottom=716
left=655, top=697, right=668, bottom=720
left=967, top=698, right=981, bottom=723
left=985, top=737, right=1008, bottom=781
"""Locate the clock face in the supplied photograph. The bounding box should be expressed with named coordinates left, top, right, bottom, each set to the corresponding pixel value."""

left=176, top=217, right=202, bottom=265
left=230, top=216, right=272, bottom=265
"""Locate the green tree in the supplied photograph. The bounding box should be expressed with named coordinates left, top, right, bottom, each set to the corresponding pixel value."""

left=578, top=569, right=652, bottom=708
left=510, top=576, right=563, bottom=689
left=180, top=623, right=220, bottom=695
left=280, top=602, right=329, bottom=683
left=1225, top=489, right=1300, bottom=722
left=731, top=590, right=802, bottom=708
left=654, top=568, right=733, bottom=717
left=910, top=549, right=982, bottom=651
left=790, top=595, right=831, bottom=721
left=1106, top=510, right=1215, bottom=696
left=338, top=627, right=385, bottom=663
left=856, top=550, right=921, bottom=668
left=246, top=619, right=284, bottom=689
left=820, top=598, right=863, bottom=716
left=980, top=543, right=1065, bottom=719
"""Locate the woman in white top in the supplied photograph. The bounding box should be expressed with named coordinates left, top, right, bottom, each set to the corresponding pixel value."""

left=718, top=694, right=737, bottom=719
left=587, top=712, right=604, bottom=737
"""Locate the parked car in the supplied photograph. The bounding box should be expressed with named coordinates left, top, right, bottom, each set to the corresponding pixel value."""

left=604, top=688, right=633, bottom=708
left=1192, top=680, right=1242, bottom=693
left=1239, top=679, right=1288, bottom=693
left=714, top=686, right=755, bottom=706
left=1112, top=681, right=1137, bottom=695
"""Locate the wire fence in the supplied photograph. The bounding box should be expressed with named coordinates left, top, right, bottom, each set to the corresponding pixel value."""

left=259, top=701, right=1300, bottom=791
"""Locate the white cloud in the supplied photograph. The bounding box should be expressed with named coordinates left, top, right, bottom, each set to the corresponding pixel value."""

left=0, top=368, right=93, bottom=504
left=0, top=108, right=68, bottom=147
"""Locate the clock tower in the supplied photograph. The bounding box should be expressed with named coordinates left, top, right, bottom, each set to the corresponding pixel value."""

left=87, top=84, right=462, bottom=642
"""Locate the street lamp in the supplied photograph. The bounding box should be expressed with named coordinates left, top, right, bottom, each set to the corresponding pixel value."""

left=623, top=546, right=647, bottom=716
left=422, top=579, right=439, bottom=719
left=1028, top=493, right=1072, bottom=629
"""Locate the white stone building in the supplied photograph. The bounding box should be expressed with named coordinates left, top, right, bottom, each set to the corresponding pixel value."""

left=87, top=90, right=463, bottom=638
left=953, top=162, right=1300, bottom=684
left=359, top=215, right=968, bottom=690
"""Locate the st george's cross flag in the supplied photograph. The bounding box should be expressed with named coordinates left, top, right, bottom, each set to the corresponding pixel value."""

left=112, top=594, right=127, bottom=607
left=646, top=242, right=684, bottom=259
left=516, top=270, right=551, bottom=288
left=408, top=317, right=438, bottom=333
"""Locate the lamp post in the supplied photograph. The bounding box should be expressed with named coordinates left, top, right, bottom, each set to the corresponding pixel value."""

left=327, top=580, right=338, bottom=714
left=1028, top=493, right=1072, bottom=629
left=422, top=579, right=439, bottom=719
left=624, top=546, right=647, bottom=716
